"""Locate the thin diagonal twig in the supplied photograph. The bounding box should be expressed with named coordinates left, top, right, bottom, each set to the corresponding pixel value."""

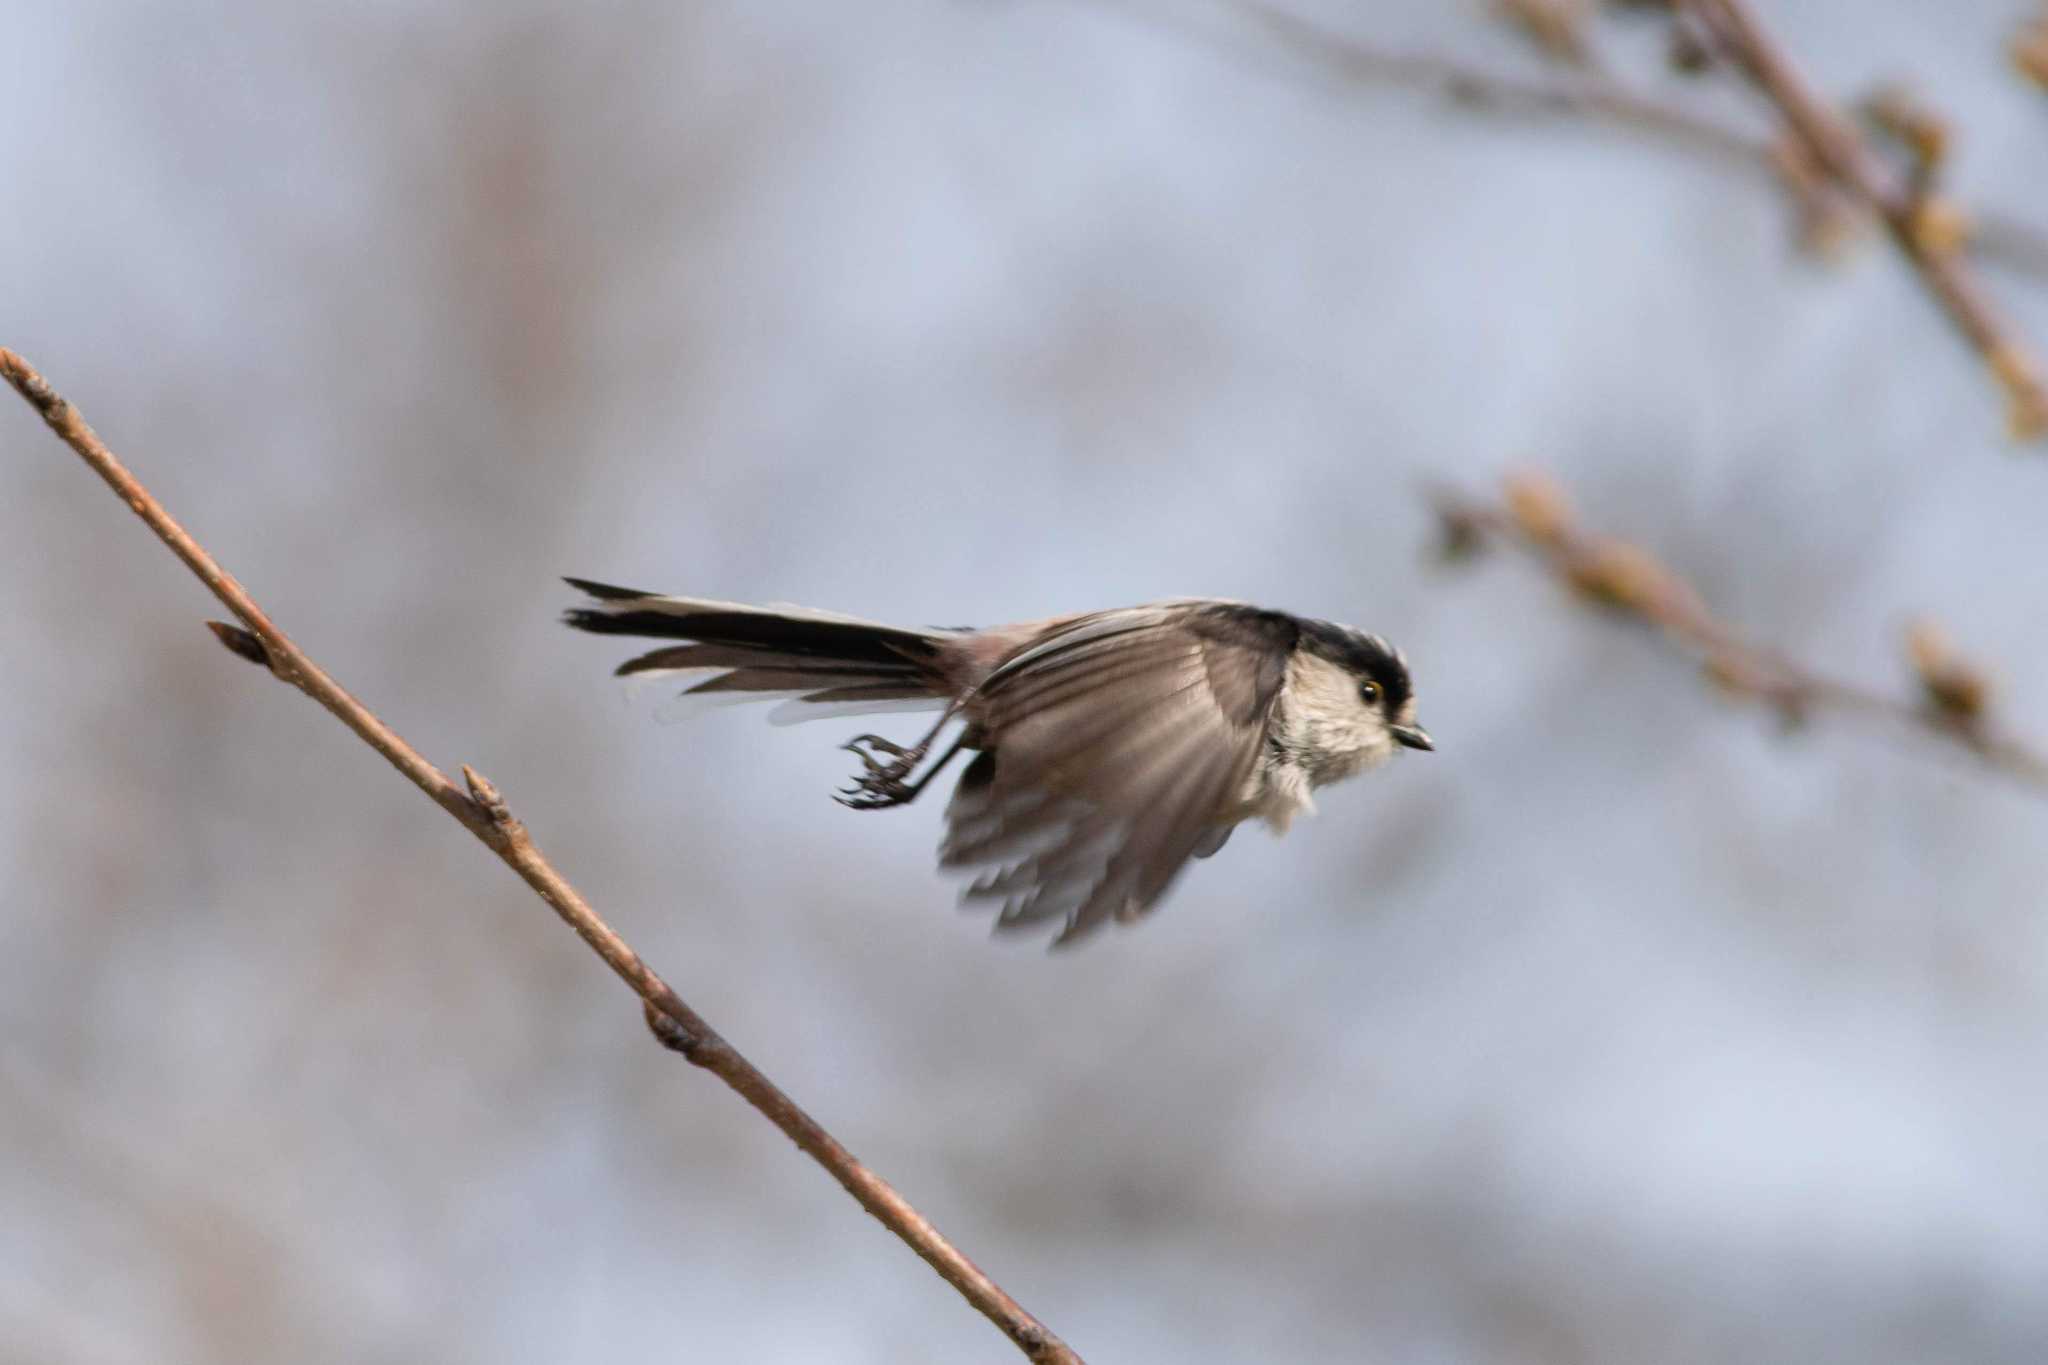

left=1097, top=0, right=2048, bottom=421
left=1432, top=475, right=2048, bottom=793
left=1681, top=0, right=2048, bottom=439
left=1137, top=0, right=2048, bottom=285
left=0, top=348, right=1084, bottom=1365
left=1239, top=0, right=1753, bottom=155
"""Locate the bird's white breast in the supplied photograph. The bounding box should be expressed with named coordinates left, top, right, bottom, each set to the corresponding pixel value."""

left=1240, top=760, right=1317, bottom=835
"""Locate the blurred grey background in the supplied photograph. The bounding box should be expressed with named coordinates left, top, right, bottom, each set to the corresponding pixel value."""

left=7, top=2, right=2048, bottom=1361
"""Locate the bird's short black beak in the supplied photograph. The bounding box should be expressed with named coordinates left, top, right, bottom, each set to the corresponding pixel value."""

left=1393, top=724, right=1434, bottom=752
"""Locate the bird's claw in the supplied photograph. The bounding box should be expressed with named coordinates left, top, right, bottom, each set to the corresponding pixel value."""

left=840, top=734, right=907, bottom=775
left=835, top=734, right=925, bottom=810
left=835, top=774, right=914, bottom=809
left=835, top=786, right=908, bottom=810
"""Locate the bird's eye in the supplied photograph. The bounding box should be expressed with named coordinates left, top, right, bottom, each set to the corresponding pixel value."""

left=1358, top=680, right=1381, bottom=706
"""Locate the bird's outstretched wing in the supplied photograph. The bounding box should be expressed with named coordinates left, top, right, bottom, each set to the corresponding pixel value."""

left=943, top=604, right=1292, bottom=946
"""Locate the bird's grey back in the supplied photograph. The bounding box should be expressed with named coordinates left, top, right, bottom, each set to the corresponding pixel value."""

left=944, top=602, right=1297, bottom=945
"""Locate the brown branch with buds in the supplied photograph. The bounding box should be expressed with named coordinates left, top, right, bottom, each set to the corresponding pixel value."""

left=1496, top=0, right=1602, bottom=68
left=2015, top=5, right=2048, bottom=93
left=1200, top=1, right=2048, bottom=283
left=1109, top=1, right=2048, bottom=435
left=1678, top=0, right=2048, bottom=440
left=1433, top=473, right=2048, bottom=793
left=1220, top=0, right=1855, bottom=253
left=0, top=348, right=1085, bottom=1365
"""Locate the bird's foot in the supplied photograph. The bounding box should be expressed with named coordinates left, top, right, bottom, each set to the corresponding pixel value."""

left=835, top=734, right=929, bottom=810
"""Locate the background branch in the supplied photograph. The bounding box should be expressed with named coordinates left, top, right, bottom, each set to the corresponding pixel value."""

left=0, top=348, right=1083, bottom=1365
left=1432, top=473, right=2048, bottom=793
left=1111, top=1, right=2048, bottom=438
left=2018, top=5, right=2048, bottom=93
left=1679, top=0, right=2048, bottom=439
left=1202, top=0, right=2048, bottom=285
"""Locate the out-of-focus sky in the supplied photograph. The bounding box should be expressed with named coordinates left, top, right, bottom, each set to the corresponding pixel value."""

left=6, top=2, right=2048, bottom=1361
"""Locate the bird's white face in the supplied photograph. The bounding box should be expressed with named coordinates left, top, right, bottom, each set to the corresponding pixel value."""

left=1278, top=650, right=1428, bottom=789
left=1282, top=651, right=1398, bottom=786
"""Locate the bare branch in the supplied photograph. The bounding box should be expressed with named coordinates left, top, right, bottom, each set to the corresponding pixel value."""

left=1494, top=0, right=1601, bottom=67
left=1103, top=1, right=2048, bottom=397
left=1681, top=0, right=2048, bottom=440
left=0, top=348, right=1084, bottom=1365
left=2015, top=5, right=2048, bottom=94
left=1222, top=1, right=1768, bottom=163
left=1432, top=474, right=2048, bottom=793
left=1187, top=1, right=2048, bottom=285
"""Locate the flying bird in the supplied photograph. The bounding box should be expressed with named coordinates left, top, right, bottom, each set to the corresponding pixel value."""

left=564, top=580, right=1430, bottom=946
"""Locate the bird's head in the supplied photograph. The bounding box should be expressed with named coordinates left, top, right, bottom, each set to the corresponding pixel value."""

left=1285, top=622, right=1432, bottom=783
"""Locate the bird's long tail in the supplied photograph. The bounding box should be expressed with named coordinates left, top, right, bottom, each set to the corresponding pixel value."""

left=562, top=578, right=957, bottom=724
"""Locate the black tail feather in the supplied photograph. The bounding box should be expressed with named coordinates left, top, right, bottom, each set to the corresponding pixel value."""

left=566, top=605, right=939, bottom=668
left=562, top=576, right=653, bottom=602
left=563, top=580, right=953, bottom=703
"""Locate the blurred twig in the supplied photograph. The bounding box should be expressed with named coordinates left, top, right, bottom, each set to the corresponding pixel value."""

left=1231, top=1, right=1757, bottom=158
left=1219, top=0, right=1851, bottom=251
left=2014, top=5, right=2048, bottom=94
left=1678, top=0, right=2048, bottom=439
left=1201, top=1, right=2048, bottom=285
left=1107, top=1, right=2048, bottom=436
left=0, top=348, right=1085, bottom=1365
left=1495, top=0, right=1601, bottom=68
left=1432, top=473, right=2048, bottom=792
